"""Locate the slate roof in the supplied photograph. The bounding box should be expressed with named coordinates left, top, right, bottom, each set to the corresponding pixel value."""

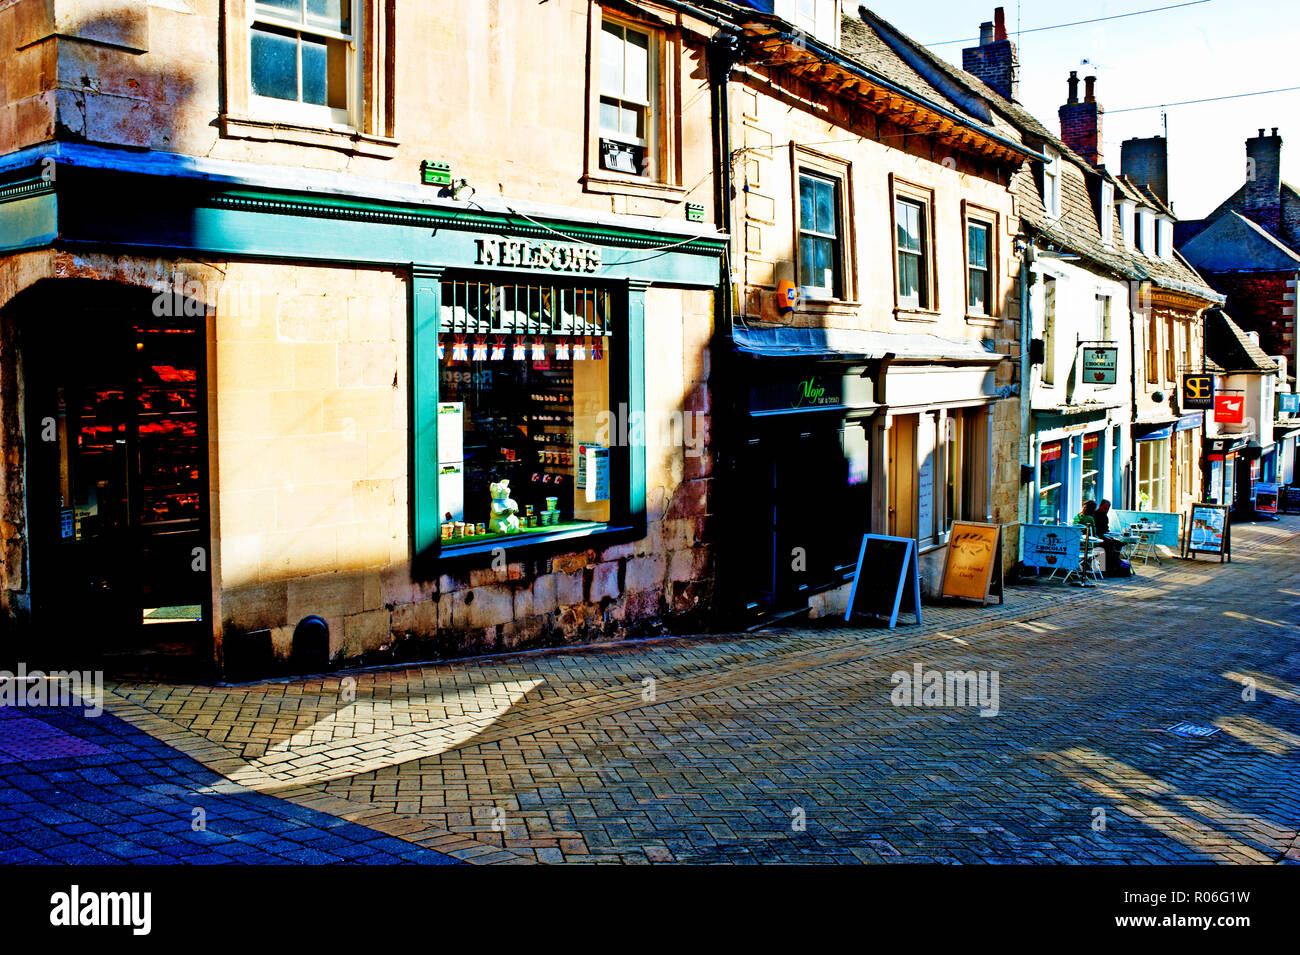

left=1198, top=180, right=1300, bottom=251
left=842, top=7, right=1220, bottom=304
left=1204, top=309, right=1278, bottom=374
left=1180, top=212, right=1300, bottom=273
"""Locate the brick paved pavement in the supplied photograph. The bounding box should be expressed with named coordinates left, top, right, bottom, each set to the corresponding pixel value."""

left=0, top=705, right=461, bottom=864
left=19, top=517, right=1300, bottom=864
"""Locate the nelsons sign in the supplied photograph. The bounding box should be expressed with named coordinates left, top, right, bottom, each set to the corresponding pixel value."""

left=476, top=238, right=603, bottom=273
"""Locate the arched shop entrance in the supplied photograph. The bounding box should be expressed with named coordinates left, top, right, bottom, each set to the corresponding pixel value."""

left=14, top=280, right=212, bottom=675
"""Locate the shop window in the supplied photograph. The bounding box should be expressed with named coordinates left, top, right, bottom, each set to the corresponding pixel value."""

left=895, top=198, right=929, bottom=309
left=798, top=171, right=843, bottom=298
left=435, top=279, right=615, bottom=546
left=944, top=409, right=987, bottom=531
left=599, top=19, right=656, bottom=178
left=1137, top=438, right=1168, bottom=511
left=1180, top=430, right=1194, bottom=497
left=1081, top=432, right=1100, bottom=504
left=966, top=220, right=992, bottom=316
left=1038, top=439, right=1064, bottom=524
left=249, top=0, right=358, bottom=126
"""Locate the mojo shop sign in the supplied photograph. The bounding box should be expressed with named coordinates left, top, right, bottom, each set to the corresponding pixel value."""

left=940, top=521, right=1004, bottom=605
left=845, top=534, right=922, bottom=628
left=1020, top=523, right=1082, bottom=571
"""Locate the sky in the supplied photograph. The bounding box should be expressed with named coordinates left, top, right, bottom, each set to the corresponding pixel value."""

left=866, top=0, right=1299, bottom=220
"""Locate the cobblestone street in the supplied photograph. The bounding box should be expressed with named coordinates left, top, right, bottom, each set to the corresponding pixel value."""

left=3, top=517, right=1298, bottom=865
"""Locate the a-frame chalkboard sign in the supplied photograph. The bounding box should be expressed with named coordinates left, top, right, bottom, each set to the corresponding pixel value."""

left=844, top=534, right=922, bottom=628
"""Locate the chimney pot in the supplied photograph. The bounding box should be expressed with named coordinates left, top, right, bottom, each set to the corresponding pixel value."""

left=1084, top=75, right=1097, bottom=103
left=1259, top=129, right=1266, bottom=137
left=1272, top=127, right=1279, bottom=136
left=1066, top=71, right=1079, bottom=103
left=979, top=20, right=993, bottom=44
left=994, top=7, right=1008, bottom=41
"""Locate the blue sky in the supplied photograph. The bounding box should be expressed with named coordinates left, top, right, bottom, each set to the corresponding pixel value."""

left=865, top=0, right=1298, bottom=219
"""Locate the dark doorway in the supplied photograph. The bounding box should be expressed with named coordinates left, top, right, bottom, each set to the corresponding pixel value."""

left=739, top=416, right=871, bottom=619
left=20, top=281, right=212, bottom=676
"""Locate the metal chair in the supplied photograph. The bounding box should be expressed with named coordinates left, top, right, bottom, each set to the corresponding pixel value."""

left=1129, top=523, right=1161, bottom=565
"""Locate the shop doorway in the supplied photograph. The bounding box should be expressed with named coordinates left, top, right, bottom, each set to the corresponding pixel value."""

left=739, top=418, right=869, bottom=617
left=20, top=282, right=212, bottom=673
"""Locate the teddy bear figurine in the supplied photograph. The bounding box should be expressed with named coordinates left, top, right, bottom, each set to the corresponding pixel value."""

left=488, top=479, right=522, bottom=534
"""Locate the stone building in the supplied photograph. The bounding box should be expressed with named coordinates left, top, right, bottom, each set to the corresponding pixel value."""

left=709, top=2, right=1035, bottom=621
left=0, top=0, right=728, bottom=677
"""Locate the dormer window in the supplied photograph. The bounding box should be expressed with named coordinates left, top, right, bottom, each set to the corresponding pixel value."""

left=1042, top=150, right=1061, bottom=219
left=1118, top=199, right=1134, bottom=247
left=1156, top=216, right=1173, bottom=259
left=1100, top=181, right=1114, bottom=246
left=774, top=0, right=839, bottom=47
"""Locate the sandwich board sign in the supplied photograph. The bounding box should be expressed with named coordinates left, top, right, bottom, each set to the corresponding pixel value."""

left=940, top=521, right=1004, bottom=605
left=1183, top=503, right=1230, bottom=562
left=845, top=534, right=922, bottom=628
left=1253, top=481, right=1279, bottom=515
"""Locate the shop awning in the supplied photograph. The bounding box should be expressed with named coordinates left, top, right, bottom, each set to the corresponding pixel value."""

left=732, top=325, right=1004, bottom=364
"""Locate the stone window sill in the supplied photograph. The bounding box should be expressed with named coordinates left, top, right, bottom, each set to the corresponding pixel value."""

left=582, top=173, right=685, bottom=202
left=965, top=313, right=1001, bottom=326
left=221, top=115, right=399, bottom=159
left=894, top=307, right=941, bottom=322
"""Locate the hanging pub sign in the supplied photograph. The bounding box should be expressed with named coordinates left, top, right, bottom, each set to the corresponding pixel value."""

left=940, top=522, right=1004, bottom=605
left=1253, top=481, right=1279, bottom=515
left=1181, top=373, right=1215, bottom=410
left=845, top=534, right=922, bottom=628
left=1184, top=503, right=1230, bottom=562
left=1279, top=393, right=1300, bottom=416
left=1214, top=394, right=1245, bottom=423
left=1080, top=346, right=1118, bottom=384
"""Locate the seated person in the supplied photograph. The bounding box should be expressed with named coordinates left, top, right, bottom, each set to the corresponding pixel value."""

left=1094, top=499, right=1130, bottom=576
left=1073, top=500, right=1097, bottom=534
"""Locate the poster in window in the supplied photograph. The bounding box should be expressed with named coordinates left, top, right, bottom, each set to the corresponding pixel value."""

left=438, top=463, right=464, bottom=522
left=437, top=402, right=463, bottom=464
left=585, top=446, right=610, bottom=503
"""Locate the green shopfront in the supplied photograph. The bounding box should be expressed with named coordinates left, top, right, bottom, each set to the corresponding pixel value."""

left=0, top=146, right=725, bottom=676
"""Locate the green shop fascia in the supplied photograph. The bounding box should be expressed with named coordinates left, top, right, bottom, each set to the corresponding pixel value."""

left=0, top=144, right=726, bottom=570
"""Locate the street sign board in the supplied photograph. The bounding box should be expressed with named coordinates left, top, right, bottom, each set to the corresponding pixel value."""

left=845, top=534, right=922, bottom=628
left=940, top=521, right=1004, bottom=605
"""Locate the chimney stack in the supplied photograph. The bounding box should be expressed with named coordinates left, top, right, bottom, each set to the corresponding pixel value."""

left=1245, top=128, right=1283, bottom=235
left=1121, top=136, right=1169, bottom=205
left=963, top=7, right=1019, bottom=102
left=1059, top=72, right=1103, bottom=166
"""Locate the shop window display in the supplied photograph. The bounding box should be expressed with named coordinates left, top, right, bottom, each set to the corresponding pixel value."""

left=436, top=279, right=613, bottom=545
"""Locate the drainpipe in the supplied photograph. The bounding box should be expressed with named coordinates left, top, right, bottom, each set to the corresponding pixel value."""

left=1128, top=286, right=1140, bottom=509
left=706, top=28, right=741, bottom=628
left=1018, top=236, right=1035, bottom=528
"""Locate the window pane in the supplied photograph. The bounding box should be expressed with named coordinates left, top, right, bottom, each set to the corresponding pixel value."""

left=800, top=177, right=816, bottom=230
left=968, top=268, right=986, bottom=311
left=799, top=235, right=817, bottom=289
left=814, top=179, right=835, bottom=235
left=620, top=103, right=644, bottom=141
left=599, top=98, right=620, bottom=135
left=306, top=0, right=349, bottom=32
left=256, top=0, right=302, bottom=21
left=897, top=200, right=920, bottom=252
left=301, top=34, right=328, bottom=105
left=600, top=23, right=623, bottom=96
left=251, top=26, right=299, bottom=102
left=968, top=223, right=987, bottom=267
left=624, top=28, right=649, bottom=102
left=899, top=252, right=918, bottom=300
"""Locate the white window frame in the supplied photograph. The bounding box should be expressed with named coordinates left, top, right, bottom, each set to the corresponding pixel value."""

left=598, top=18, right=657, bottom=180
left=1042, top=150, right=1061, bottom=219
left=248, top=0, right=361, bottom=129
left=1041, top=274, right=1058, bottom=386
left=797, top=169, right=844, bottom=300
left=1100, top=181, right=1114, bottom=246
left=774, top=0, right=839, bottom=47
left=1117, top=199, right=1135, bottom=247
